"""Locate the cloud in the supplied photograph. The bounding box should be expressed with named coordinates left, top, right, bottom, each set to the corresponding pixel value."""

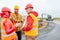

left=0, top=0, right=60, bottom=18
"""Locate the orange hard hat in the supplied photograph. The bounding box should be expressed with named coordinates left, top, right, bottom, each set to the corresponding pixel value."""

left=1, top=7, right=11, bottom=12
left=25, top=3, right=33, bottom=10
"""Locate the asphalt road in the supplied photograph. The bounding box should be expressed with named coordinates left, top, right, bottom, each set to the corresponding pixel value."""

left=22, top=20, right=60, bottom=40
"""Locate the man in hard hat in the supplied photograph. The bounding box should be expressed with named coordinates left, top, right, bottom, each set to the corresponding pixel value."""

left=22, top=3, right=38, bottom=40
left=11, top=5, right=23, bottom=40
left=1, top=7, right=19, bottom=40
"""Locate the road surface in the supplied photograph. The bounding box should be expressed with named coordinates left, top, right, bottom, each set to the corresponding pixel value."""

left=22, top=20, right=60, bottom=40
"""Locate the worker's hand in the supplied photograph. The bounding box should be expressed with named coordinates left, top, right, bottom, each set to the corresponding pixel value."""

left=15, top=23, right=22, bottom=27
left=18, top=23, right=22, bottom=26
left=15, top=23, right=18, bottom=27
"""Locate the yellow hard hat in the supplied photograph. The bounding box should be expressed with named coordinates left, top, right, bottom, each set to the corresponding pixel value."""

left=14, top=5, right=19, bottom=10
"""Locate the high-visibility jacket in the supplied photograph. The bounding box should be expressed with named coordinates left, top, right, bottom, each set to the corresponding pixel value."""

left=11, top=13, right=22, bottom=32
left=0, top=16, right=1, bottom=39
left=1, top=18, right=17, bottom=40
left=24, top=13, right=38, bottom=36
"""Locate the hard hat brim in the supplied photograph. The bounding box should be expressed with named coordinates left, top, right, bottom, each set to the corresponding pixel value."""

left=25, top=7, right=33, bottom=10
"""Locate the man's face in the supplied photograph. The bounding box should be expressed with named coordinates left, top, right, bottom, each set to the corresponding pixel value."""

left=2, top=12, right=10, bottom=18
left=26, top=8, right=33, bottom=13
left=14, top=9, right=19, bottom=13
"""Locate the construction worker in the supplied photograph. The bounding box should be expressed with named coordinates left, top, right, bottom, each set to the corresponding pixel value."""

left=0, top=13, right=1, bottom=40
left=22, top=3, right=38, bottom=40
left=1, top=7, right=18, bottom=40
left=11, top=5, right=22, bottom=40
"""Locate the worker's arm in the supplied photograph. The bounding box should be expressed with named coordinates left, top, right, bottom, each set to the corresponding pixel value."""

left=3, top=20, right=16, bottom=34
left=22, top=15, right=33, bottom=31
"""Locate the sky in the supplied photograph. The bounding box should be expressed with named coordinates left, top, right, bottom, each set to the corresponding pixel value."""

left=0, top=0, right=60, bottom=18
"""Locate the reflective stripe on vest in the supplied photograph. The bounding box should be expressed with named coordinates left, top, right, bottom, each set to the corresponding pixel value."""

left=31, top=28, right=38, bottom=30
left=1, top=30, right=16, bottom=37
left=33, top=22, right=38, bottom=26
left=31, top=22, right=38, bottom=30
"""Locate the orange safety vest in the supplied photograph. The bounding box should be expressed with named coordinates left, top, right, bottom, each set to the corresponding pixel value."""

left=25, top=13, right=38, bottom=36
left=11, top=13, right=22, bottom=31
left=1, top=18, right=17, bottom=40
left=11, top=13, right=22, bottom=23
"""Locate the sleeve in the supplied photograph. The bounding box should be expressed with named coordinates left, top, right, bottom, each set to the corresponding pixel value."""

left=33, top=11, right=38, bottom=17
left=22, top=15, right=33, bottom=31
left=3, top=20, right=16, bottom=34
